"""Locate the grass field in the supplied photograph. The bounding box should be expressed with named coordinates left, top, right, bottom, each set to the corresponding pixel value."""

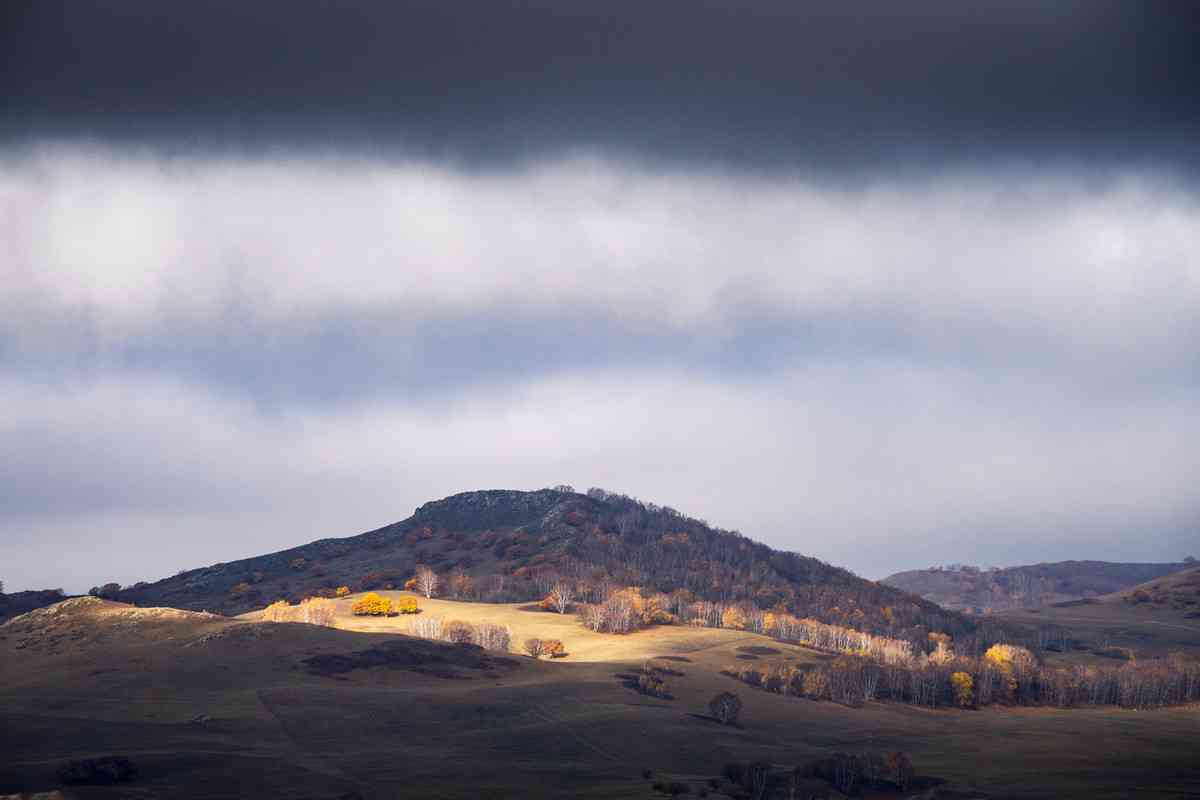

left=2, top=595, right=1198, bottom=799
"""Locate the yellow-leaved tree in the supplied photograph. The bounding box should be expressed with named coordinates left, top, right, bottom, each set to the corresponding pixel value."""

left=721, top=605, right=747, bottom=630
left=950, top=671, right=974, bottom=707
left=984, top=644, right=1035, bottom=671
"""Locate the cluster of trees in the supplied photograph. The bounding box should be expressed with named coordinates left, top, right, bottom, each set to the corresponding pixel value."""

left=733, top=611, right=914, bottom=664
left=262, top=597, right=337, bottom=626
left=89, top=583, right=123, bottom=600
left=622, top=660, right=680, bottom=699
left=798, top=751, right=916, bottom=795
left=578, top=588, right=674, bottom=634
left=403, top=615, right=512, bottom=652
left=725, top=641, right=1200, bottom=710
left=657, top=751, right=916, bottom=799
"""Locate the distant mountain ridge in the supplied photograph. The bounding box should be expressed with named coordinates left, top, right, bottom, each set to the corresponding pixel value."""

left=113, top=488, right=975, bottom=641
left=882, top=559, right=1196, bottom=614
left=0, top=588, right=67, bottom=624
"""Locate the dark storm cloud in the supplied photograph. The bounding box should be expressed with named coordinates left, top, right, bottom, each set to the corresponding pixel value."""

left=3, top=0, right=1199, bottom=168
left=3, top=3, right=1199, bottom=592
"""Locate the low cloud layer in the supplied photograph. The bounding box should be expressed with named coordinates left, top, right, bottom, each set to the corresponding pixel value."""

left=2, top=146, right=1198, bottom=592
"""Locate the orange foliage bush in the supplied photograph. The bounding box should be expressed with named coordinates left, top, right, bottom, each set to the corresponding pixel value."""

left=352, top=592, right=393, bottom=616
left=397, top=596, right=419, bottom=614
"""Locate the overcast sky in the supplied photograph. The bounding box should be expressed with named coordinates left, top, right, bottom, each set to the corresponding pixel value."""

left=3, top=1, right=1198, bottom=593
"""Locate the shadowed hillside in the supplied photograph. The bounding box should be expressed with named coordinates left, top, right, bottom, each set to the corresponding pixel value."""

left=997, top=566, right=1200, bottom=662
left=0, top=588, right=69, bottom=624
left=109, top=488, right=972, bottom=642
left=882, top=560, right=1196, bottom=614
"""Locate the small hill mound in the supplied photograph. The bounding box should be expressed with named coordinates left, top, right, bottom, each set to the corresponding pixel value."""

left=882, top=560, right=1195, bottom=613
left=1, top=596, right=226, bottom=656
left=113, top=488, right=972, bottom=642
left=1109, top=565, right=1200, bottom=613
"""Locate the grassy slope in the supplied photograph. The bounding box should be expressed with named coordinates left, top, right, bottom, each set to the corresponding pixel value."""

left=996, top=567, right=1200, bottom=663
left=2, top=596, right=1198, bottom=799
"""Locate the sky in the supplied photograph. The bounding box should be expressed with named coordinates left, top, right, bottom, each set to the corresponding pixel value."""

left=2, top=1, right=1199, bottom=593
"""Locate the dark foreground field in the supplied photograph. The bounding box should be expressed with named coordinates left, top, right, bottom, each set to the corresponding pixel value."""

left=1, top=598, right=1198, bottom=799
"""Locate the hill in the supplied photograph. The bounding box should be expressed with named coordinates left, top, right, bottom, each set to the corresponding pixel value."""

left=996, top=565, right=1200, bottom=662
left=882, top=559, right=1196, bottom=613
left=111, top=488, right=973, bottom=642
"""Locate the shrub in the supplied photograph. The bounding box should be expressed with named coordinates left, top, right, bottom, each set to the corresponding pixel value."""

left=443, top=620, right=477, bottom=644
left=473, top=622, right=512, bottom=652
left=887, top=751, right=915, bottom=790
left=57, top=756, right=138, bottom=785
left=397, top=596, right=419, bottom=614
left=409, top=616, right=443, bottom=640
left=351, top=592, right=393, bottom=616
left=708, top=691, right=742, bottom=725
left=542, top=639, right=566, bottom=658
left=335, top=586, right=351, bottom=597
left=637, top=671, right=671, bottom=699
left=524, top=638, right=545, bottom=658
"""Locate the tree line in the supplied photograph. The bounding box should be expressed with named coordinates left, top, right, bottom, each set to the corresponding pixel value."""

left=724, top=640, right=1200, bottom=710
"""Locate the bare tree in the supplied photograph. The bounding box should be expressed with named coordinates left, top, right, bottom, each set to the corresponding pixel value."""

left=415, top=565, right=439, bottom=599
left=473, top=622, right=512, bottom=652
left=299, top=597, right=336, bottom=627
left=547, top=581, right=573, bottom=614
left=408, top=616, right=443, bottom=640
left=523, top=638, right=545, bottom=658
